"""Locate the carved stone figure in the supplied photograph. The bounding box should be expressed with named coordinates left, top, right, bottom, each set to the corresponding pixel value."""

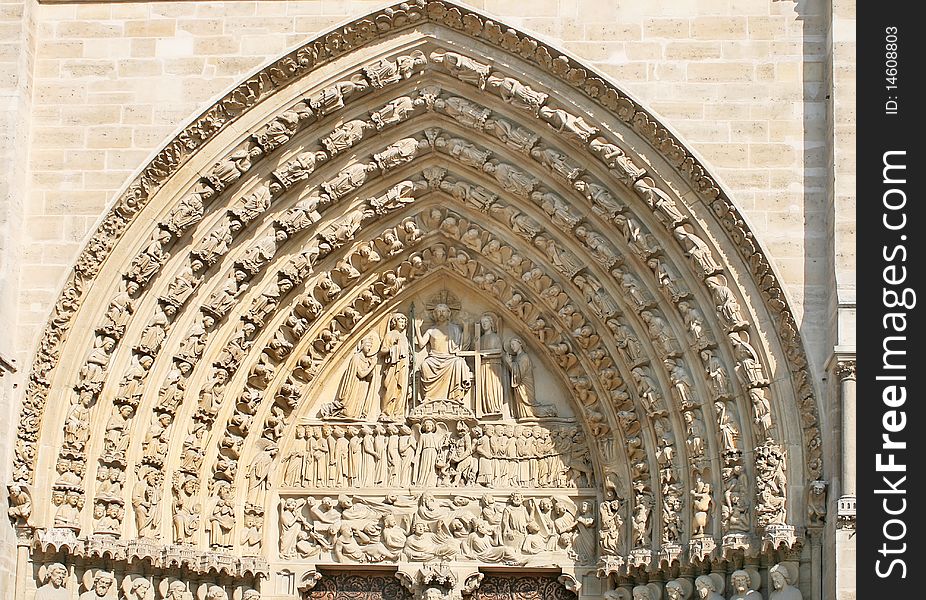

left=574, top=179, right=624, bottom=217
left=487, top=117, right=539, bottom=153
left=534, top=235, right=584, bottom=277
left=370, top=180, right=426, bottom=215
left=664, top=358, right=695, bottom=410
left=193, top=217, right=236, bottom=266
left=477, top=313, right=505, bottom=417
left=205, top=147, right=253, bottom=191
left=589, top=137, right=644, bottom=182
left=209, top=482, right=235, bottom=548
left=722, top=464, right=750, bottom=533
left=363, top=50, right=426, bottom=87
left=729, top=332, right=768, bottom=388
left=381, top=313, right=411, bottom=419
left=136, top=304, right=171, bottom=355
left=430, top=51, right=490, bottom=88
left=769, top=564, right=802, bottom=600
left=415, top=303, right=472, bottom=403
left=728, top=570, right=761, bottom=600
left=132, top=467, right=162, bottom=538
left=371, top=95, right=424, bottom=129
left=78, top=569, right=116, bottom=600
left=700, top=350, right=731, bottom=399
left=171, top=475, right=200, bottom=544
left=436, top=96, right=492, bottom=129
left=323, top=119, right=374, bottom=154
left=203, top=269, right=249, bottom=318
left=532, top=190, right=580, bottom=230
left=715, top=401, right=741, bottom=454
left=755, top=442, right=788, bottom=526
left=538, top=107, right=598, bottom=141
left=231, top=184, right=272, bottom=227
left=414, top=419, right=446, bottom=487
left=575, top=225, right=619, bottom=267
left=273, top=151, right=327, bottom=190
left=684, top=410, right=706, bottom=458
left=694, top=575, right=725, bottom=600
left=487, top=73, right=548, bottom=113
left=247, top=439, right=278, bottom=507
left=706, top=275, right=747, bottom=329
left=435, top=136, right=492, bottom=168
left=238, top=228, right=288, bottom=274
left=690, top=475, right=712, bottom=536
left=309, top=77, right=368, bottom=116
left=482, top=162, right=538, bottom=198
left=336, top=332, right=381, bottom=420
left=531, top=145, right=581, bottom=181
left=35, top=563, right=68, bottom=600
left=374, top=137, right=426, bottom=171
left=673, top=225, right=721, bottom=276
left=504, top=338, right=537, bottom=419
left=322, top=162, right=378, bottom=200
left=254, top=105, right=310, bottom=151
left=127, top=229, right=171, bottom=285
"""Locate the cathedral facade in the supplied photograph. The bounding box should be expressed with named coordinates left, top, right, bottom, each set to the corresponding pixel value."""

left=0, top=2, right=856, bottom=600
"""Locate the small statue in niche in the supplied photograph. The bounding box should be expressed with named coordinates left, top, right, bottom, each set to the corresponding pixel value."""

left=380, top=313, right=411, bottom=419
left=415, top=302, right=472, bottom=403
left=477, top=312, right=505, bottom=417
left=690, top=474, right=712, bottom=537
left=335, top=332, right=381, bottom=420
left=209, top=481, right=235, bottom=549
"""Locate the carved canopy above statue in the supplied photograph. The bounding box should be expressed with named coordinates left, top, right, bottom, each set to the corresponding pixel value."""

left=9, top=2, right=822, bottom=599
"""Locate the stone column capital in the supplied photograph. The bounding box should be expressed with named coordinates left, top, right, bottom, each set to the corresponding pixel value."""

left=835, top=360, right=856, bottom=381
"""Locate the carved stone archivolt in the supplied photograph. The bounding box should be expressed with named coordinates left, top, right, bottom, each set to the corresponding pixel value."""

left=10, top=3, right=819, bottom=600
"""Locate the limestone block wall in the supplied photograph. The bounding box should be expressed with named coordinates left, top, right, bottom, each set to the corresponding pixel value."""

left=0, top=0, right=848, bottom=598
left=1, top=0, right=36, bottom=594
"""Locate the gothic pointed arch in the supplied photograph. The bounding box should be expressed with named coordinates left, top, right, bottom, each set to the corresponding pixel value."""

left=9, top=2, right=821, bottom=599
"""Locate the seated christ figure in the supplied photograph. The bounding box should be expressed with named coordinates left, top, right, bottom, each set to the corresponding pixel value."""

left=415, top=303, right=473, bottom=403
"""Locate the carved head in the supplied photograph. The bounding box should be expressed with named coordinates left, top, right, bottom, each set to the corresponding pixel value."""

left=479, top=312, right=497, bottom=333
left=93, top=571, right=114, bottom=597
left=431, top=303, right=451, bottom=323
left=206, top=586, right=228, bottom=600
left=632, top=586, right=652, bottom=600
left=167, top=582, right=186, bottom=600
left=46, top=563, right=67, bottom=587
left=389, top=313, right=407, bottom=331
left=508, top=337, right=523, bottom=354
left=731, top=571, right=751, bottom=593
left=130, top=578, right=151, bottom=599
left=694, top=576, right=715, bottom=598
left=422, top=419, right=436, bottom=433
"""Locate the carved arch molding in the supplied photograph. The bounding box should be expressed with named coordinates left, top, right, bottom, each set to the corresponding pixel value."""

left=9, top=2, right=824, bottom=600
